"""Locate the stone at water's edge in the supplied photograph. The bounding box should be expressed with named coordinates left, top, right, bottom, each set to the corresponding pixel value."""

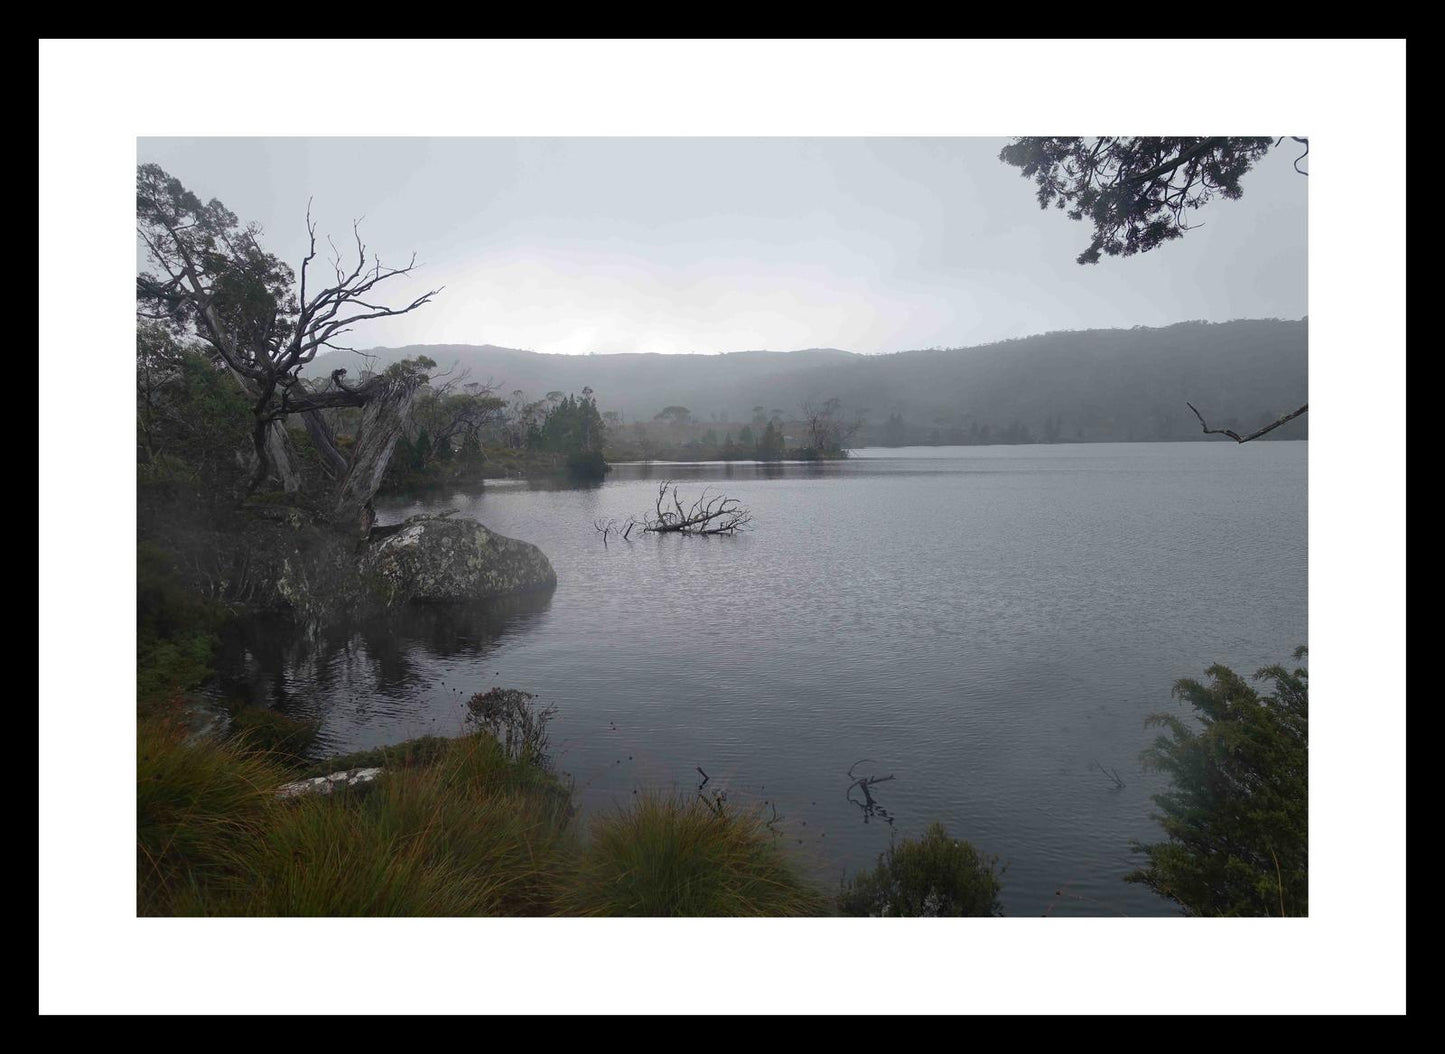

left=361, top=514, right=558, bottom=605
left=278, top=768, right=383, bottom=799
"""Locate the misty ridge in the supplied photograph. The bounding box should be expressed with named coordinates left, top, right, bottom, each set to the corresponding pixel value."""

left=321, top=316, right=1307, bottom=446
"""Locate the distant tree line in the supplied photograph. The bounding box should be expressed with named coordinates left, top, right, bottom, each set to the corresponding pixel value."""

left=334, top=318, right=1307, bottom=448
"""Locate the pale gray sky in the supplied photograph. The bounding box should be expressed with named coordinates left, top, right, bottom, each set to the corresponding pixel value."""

left=137, top=137, right=1307, bottom=355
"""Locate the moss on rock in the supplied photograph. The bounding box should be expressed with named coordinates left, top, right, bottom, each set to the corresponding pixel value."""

left=361, top=514, right=557, bottom=605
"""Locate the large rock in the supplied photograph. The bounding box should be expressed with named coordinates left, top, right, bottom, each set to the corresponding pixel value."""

left=362, top=514, right=557, bottom=605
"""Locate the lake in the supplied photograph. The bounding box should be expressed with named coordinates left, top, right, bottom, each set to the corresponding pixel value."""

left=210, top=441, right=1307, bottom=916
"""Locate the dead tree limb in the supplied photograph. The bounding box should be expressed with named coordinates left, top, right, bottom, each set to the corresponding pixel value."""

left=1091, top=760, right=1126, bottom=790
left=845, top=758, right=896, bottom=824
left=1186, top=401, right=1308, bottom=444
left=640, top=481, right=753, bottom=535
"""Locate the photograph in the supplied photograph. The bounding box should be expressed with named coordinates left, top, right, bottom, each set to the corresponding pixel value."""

left=38, top=39, right=1407, bottom=1016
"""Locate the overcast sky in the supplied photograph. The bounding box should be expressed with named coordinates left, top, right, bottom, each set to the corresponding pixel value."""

left=137, top=137, right=1307, bottom=355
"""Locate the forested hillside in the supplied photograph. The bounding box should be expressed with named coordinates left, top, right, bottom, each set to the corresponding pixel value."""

left=313, top=318, right=1307, bottom=444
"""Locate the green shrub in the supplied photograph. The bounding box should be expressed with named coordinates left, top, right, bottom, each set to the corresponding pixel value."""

left=838, top=822, right=1004, bottom=916
left=565, top=449, right=609, bottom=480
left=465, top=687, right=556, bottom=767
left=137, top=543, right=223, bottom=711
left=1126, top=647, right=1308, bottom=916
left=561, top=792, right=828, bottom=917
left=227, top=707, right=321, bottom=763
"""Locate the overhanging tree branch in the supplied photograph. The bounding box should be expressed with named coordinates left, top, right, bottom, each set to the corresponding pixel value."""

left=1186, top=401, right=1309, bottom=444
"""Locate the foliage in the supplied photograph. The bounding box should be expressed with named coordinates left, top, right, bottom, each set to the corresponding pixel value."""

left=137, top=163, right=439, bottom=497
left=837, top=822, right=1004, bottom=916
left=237, top=732, right=573, bottom=916
left=602, top=414, right=788, bottom=462
left=800, top=396, right=862, bottom=457
left=296, top=736, right=456, bottom=779
left=756, top=419, right=786, bottom=459
left=525, top=391, right=609, bottom=479
left=565, top=449, right=609, bottom=480
left=1126, top=648, right=1308, bottom=916
left=136, top=542, right=226, bottom=712
left=559, top=792, right=828, bottom=917
left=527, top=392, right=607, bottom=455
left=464, top=688, right=558, bottom=768
left=137, top=716, right=287, bottom=914
left=138, top=721, right=828, bottom=917
left=138, top=722, right=575, bottom=916
left=227, top=706, right=321, bottom=763
left=411, top=427, right=432, bottom=470
left=136, top=164, right=298, bottom=343
left=998, top=137, right=1282, bottom=264
left=136, top=324, right=253, bottom=508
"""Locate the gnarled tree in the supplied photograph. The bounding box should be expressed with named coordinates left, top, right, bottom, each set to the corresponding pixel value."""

left=136, top=163, right=441, bottom=531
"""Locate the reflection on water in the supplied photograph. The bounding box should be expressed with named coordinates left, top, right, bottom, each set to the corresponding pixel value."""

left=207, top=442, right=1306, bottom=916
left=206, top=592, right=554, bottom=755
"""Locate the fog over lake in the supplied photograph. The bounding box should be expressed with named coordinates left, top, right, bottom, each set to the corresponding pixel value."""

left=212, top=441, right=1307, bottom=917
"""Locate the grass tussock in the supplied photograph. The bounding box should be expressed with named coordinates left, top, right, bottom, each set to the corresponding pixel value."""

left=295, top=736, right=454, bottom=778
left=139, top=719, right=574, bottom=916
left=139, top=715, right=825, bottom=916
left=226, top=706, right=321, bottom=764
left=559, top=792, right=829, bottom=917
left=137, top=716, right=288, bottom=915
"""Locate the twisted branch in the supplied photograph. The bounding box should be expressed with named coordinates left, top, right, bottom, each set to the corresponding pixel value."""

left=1186, top=401, right=1309, bottom=444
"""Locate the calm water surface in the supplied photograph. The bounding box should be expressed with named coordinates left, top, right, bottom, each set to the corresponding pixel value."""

left=212, top=442, right=1307, bottom=916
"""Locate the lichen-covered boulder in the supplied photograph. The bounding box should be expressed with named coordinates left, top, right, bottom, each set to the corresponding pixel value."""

left=361, top=514, right=557, bottom=605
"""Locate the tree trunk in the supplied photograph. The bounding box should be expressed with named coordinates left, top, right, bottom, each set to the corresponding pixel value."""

left=266, top=419, right=301, bottom=492
left=249, top=417, right=300, bottom=493
left=301, top=409, right=350, bottom=480
left=331, top=375, right=420, bottom=537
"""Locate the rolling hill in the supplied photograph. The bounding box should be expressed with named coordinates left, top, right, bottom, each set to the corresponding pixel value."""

left=309, top=318, right=1308, bottom=444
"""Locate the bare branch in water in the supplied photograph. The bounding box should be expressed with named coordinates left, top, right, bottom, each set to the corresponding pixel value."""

left=1091, top=760, right=1126, bottom=790
left=637, top=481, right=753, bottom=535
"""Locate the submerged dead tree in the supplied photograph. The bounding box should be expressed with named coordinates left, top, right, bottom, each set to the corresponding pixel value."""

left=594, top=482, right=753, bottom=542
left=640, top=481, right=753, bottom=535
left=136, top=163, right=441, bottom=532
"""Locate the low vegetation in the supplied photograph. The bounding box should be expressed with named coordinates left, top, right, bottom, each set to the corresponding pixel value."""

left=137, top=710, right=828, bottom=917
left=226, top=706, right=321, bottom=763
left=1127, top=648, right=1309, bottom=916
left=561, top=792, right=829, bottom=917
left=375, top=387, right=611, bottom=491
left=837, top=822, right=1005, bottom=917
left=136, top=542, right=227, bottom=714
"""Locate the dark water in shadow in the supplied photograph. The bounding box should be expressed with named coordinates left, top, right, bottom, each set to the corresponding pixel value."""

left=209, top=442, right=1307, bottom=916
